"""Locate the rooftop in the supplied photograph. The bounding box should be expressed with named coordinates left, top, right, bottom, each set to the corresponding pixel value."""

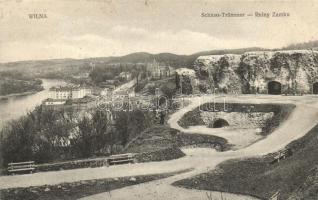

left=49, top=85, right=90, bottom=91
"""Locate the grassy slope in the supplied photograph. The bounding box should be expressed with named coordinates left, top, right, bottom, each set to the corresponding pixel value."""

left=174, top=124, right=318, bottom=200
left=124, top=125, right=230, bottom=153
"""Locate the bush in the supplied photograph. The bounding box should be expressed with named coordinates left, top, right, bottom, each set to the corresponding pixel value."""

left=178, top=108, right=205, bottom=128
left=135, top=147, right=185, bottom=162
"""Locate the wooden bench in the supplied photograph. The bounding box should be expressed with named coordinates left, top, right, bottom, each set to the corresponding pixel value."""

left=108, top=153, right=135, bottom=165
left=269, top=190, right=280, bottom=200
left=271, top=148, right=293, bottom=164
left=8, top=161, right=36, bottom=174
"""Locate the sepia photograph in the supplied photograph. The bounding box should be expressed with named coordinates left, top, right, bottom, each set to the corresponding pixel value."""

left=0, top=0, right=318, bottom=199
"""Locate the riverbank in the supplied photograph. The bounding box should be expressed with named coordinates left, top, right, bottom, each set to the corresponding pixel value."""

left=0, top=90, right=43, bottom=100
left=0, top=79, right=67, bottom=130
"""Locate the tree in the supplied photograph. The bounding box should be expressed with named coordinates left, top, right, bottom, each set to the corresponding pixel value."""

left=114, top=110, right=151, bottom=146
left=1, top=117, right=35, bottom=164
left=181, top=75, right=193, bottom=94
left=74, top=109, right=113, bottom=157
left=175, top=73, right=180, bottom=89
left=161, top=82, right=177, bottom=99
left=114, top=111, right=129, bottom=146
left=74, top=115, right=94, bottom=157
left=0, top=106, right=77, bottom=164
left=160, top=82, right=177, bottom=108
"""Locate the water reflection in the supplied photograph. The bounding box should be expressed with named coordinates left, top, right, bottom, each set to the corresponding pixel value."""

left=0, top=79, right=67, bottom=129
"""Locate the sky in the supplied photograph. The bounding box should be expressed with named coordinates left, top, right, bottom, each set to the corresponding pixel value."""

left=0, top=0, right=318, bottom=62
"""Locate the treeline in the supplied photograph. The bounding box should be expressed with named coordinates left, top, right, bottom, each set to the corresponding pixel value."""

left=282, top=40, right=318, bottom=50
left=0, top=106, right=153, bottom=167
left=89, top=64, right=147, bottom=85
left=0, top=71, right=43, bottom=96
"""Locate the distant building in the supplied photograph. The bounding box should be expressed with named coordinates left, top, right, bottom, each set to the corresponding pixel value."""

left=43, top=98, right=67, bottom=105
left=146, top=59, right=175, bottom=79
left=100, top=85, right=116, bottom=97
left=119, top=72, right=132, bottom=81
left=113, top=90, right=129, bottom=99
left=49, top=86, right=92, bottom=100
left=43, top=96, right=94, bottom=110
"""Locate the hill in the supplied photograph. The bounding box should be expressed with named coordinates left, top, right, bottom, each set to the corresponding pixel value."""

left=0, top=48, right=275, bottom=71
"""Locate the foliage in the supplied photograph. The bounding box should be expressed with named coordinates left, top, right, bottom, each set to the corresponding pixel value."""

left=115, top=110, right=152, bottom=146
left=89, top=67, right=116, bottom=84
left=0, top=71, right=43, bottom=96
left=160, top=82, right=177, bottom=99
left=1, top=106, right=75, bottom=164
left=89, top=64, right=145, bottom=85
left=177, top=108, right=205, bottom=128
left=181, top=75, right=193, bottom=94
left=134, top=80, right=147, bottom=93
left=0, top=106, right=153, bottom=166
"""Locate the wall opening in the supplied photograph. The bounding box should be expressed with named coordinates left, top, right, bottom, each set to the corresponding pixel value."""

left=212, top=119, right=229, bottom=128
left=313, top=82, right=318, bottom=94
left=268, top=81, right=282, bottom=95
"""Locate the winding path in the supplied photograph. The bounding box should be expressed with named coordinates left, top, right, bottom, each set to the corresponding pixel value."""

left=79, top=95, right=318, bottom=200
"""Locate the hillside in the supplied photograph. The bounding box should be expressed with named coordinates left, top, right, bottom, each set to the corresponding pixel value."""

left=174, top=123, right=318, bottom=200
left=0, top=71, right=43, bottom=96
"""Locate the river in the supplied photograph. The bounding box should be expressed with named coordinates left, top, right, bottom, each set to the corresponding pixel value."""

left=0, top=79, right=67, bottom=130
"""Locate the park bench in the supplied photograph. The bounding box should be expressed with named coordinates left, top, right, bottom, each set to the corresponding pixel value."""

left=8, top=161, right=36, bottom=174
left=269, top=190, right=280, bottom=200
left=271, top=148, right=293, bottom=164
left=108, top=153, right=136, bottom=165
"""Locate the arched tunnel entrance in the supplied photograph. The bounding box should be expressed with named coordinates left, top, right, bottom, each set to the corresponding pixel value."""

left=268, top=81, right=282, bottom=95
left=313, top=82, right=318, bottom=94
left=212, top=119, right=229, bottom=128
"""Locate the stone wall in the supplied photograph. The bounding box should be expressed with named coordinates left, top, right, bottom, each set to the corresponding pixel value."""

left=200, top=111, right=274, bottom=129
left=193, top=50, right=318, bottom=94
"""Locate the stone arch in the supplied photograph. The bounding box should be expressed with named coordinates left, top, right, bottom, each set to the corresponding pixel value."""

left=313, top=82, right=318, bottom=94
left=212, top=118, right=229, bottom=128
left=268, top=81, right=282, bottom=95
